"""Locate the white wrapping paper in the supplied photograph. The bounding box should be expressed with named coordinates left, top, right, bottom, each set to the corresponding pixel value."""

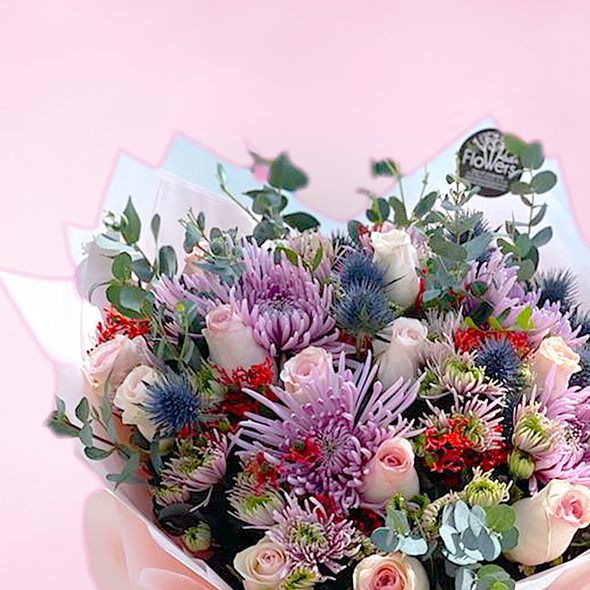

left=3, top=121, right=590, bottom=589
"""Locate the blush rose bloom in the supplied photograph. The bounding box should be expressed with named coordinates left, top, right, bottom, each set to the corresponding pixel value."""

left=83, top=334, right=150, bottom=401
left=113, top=365, right=159, bottom=441
left=376, top=318, right=428, bottom=390
left=505, top=479, right=590, bottom=566
left=353, top=553, right=429, bottom=590
left=370, top=228, right=421, bottom=309
left=531, top=336, right=581, bottom=396
left=362, top=437, right=420, bottom=503
left=234, top=539, right=290, bottom=590
left=203, top=305, right=269, bottom=374
left=280, top=346, right=333, bottom=402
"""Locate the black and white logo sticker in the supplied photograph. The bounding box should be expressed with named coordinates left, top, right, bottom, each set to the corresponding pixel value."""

left=458, top=128, right=521, bottom=197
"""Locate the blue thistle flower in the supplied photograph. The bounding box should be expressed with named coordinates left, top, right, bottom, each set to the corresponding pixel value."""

left=338, top=252, right=385, bottom=289
left=145, top=373, right=202, bottom=436
left=534, top=269, right=578, bottom=311
left=572, top=308, right=590, bottom=339
left=570, top=345, right=590, bottom=389
left=333, top=281, right=394, bottom=338
left=475, top=338, right=521, bottom=391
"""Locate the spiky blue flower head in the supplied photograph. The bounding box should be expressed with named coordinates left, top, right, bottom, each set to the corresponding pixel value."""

left=570, top=344, right=590, bottom=389
left=475, top=338, right=521, bottom=392
left=145, top=372, right=202, bottom=436
left=333, top=281, right=394, bottom=338
left=534, top=269, right=578, bottom=311
left=338, top=251, right=385, bottom=289
left=572, top=309, right=590, bottom=339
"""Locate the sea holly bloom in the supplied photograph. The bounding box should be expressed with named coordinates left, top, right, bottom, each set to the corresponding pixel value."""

left=266, top=495, right=358, bottom=574
left=236, top=353, right=421, bottom=510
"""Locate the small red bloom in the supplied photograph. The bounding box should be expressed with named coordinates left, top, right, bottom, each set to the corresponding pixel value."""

left=455, top=327, right=531, bottom=358
left=215, top=357, right=274, bottom=391
left=94, top=307, right=151, bottom=347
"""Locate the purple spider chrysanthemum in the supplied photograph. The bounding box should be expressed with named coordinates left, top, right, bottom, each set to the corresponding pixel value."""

left=529, top=300, right=587, bottom=349
left=266, top=495, right=358, bottom=574
left=235, top=353, right=421, bottom=510
left=516, top=367, right=590, bottom=490
left=154, top=242, right=340, bottom=356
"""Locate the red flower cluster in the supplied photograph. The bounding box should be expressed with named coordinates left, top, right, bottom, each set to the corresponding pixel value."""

left=244, top=452, right=281, bottom=492
left=455, top=327, right=530, bottom=357
left=421, top=416, right=507, bottom=473
left=215, top=357, right=274, bottom=391
left=95, top=307, right=151, bottom=345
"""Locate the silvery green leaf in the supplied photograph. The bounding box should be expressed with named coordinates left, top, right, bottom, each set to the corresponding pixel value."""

left=447, top=550, right=480, bottom=566
left=500, top=527, right=519, bottom=551
left=469, top=507, right=486, bottom=536
left=478, top=530, right=501, bottom=561
left=440, top=525, right=459, bottom=554
left=462, top=529, right=479, bottom=551
left=387, top=510, right=410, bottom=535
left=371, top=528, right=401, bottom=552
left=399, top=536, right=428, bottom=556
left=486, top=505, right=516, bottom=534
left=454, top=501, right=470, bottom=533
left=456, top=566, right=476, bottom=590
left=95, top=234, right=136, bottom=254
left=442, top=504, right=455, bottom=528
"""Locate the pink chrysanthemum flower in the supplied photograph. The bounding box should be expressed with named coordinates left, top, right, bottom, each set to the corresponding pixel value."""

left=155, top=242, right=340, bottom=356
left=235, top=353, right=421, bottom=510
left=266, top=495, right=358, bottom=574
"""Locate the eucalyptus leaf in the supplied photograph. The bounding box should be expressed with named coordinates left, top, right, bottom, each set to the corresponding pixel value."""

left=131, top=258, right=153, bottom=282
left=486, top=505, right=516, bottom=533
left=75, top=397, right=90, bottom=424
left=456, top=567, right=476, bottom=590
left=518, top=259, right=536, bottom=282
left=283, top=212, right=320, bottom=232
left=371, top=528, right=401, bottom=552
left=500, top=527, right=519, bottom=551
left=84, top=447, right=114, bottom=461
left=503, top=134, right=527, bottom=157
left=158, top=245, right=178, bottom=278
left=531, top=170, right=557, bottom=194
left=531, top=226, right=553, bottom=247
left=430, top=235, right=467, bottom=261
left=121, top=197, right=141, bottom=244
left=521, top=142, right=544, bottom=170
left=79, top=423, right=93, bottom=447
left=413, top=191, right=438, bottom=219
left=530, top=203, right=547, bottom=226
left=269, top=152, right=308, bottom=191
left=389, top=196, right=408, bottom=226
left=112, top=252, right=133, bottom=281
left=371, top=158, right=399, bottom=177
left=151, top=213, right=161, bottom=241
left=119, top=286, right=147, bottom=314
left=510, top=181, right=534, bottom=195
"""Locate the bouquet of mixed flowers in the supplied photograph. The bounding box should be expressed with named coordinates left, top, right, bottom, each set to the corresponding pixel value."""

left=46, top=131, right=590, bottom=590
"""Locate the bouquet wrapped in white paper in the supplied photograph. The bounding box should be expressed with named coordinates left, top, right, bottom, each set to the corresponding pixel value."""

left=6, top=121, right=590, bottom=590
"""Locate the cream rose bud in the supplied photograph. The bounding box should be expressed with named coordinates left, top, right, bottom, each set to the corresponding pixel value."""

left=371, top=228, right=421, bottom=309
left=531, top=336, right=581, bottom=396
left=234, top=540, right=289, bottom=590
left=82, top=334, right=150, bottom=399
left=280, top=347, right=333, bottom=402
left=377, top=318, right=428, bottom=390
left=505, top=479, right=590, bottom=566
left=353, top=553, right=429, bottom=590
left=362, top=437, right=420, bottom=503
left=113, top=365, right=158, bottom=441
left=204, top=305, right=269, bottom=373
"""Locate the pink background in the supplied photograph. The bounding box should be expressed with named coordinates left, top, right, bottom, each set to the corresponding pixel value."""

left=2, top=1, right=590, bottom=588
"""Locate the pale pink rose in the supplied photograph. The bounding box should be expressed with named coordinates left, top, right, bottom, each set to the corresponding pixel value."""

left=280, top=347, right=333, bottom=402
left=204, top=305, right=270, bottom=373
left=234, top=540, right=290, bottom=590
left=362, top=437, right=420, bottom=503
left=505, top=479, right=590, bottom=565
left=371, top=228, right=421, bottom=309
left=353, top=553, right=429, bottom=590
left=376, top=318, right=428, bottom=390
left=83, top=334, right=150, bottom=400
left=182, top=239, right=210, bottom=275
left=531, top=336, right=581, bottom=396
left=113, top=365, right=158, bottom=441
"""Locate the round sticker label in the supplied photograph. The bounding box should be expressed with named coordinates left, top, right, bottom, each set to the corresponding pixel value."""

left=458, top=128, right=521, bottom=197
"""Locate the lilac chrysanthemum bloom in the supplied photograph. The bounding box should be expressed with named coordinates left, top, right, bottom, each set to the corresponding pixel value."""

left=155, top=242, right=340, bottom=356
left=160, top=432, right=228, bottom=496
left=528, top=299, right=587, bottom=349
left=424, top=309, right=464, bottom=344
left=463, top=249, right=534, bottom=327
left=289, top=230, right=335, bottom=282
left=421, top=393, right=506, bottom=454
left=524, top=368, right=590, bottom=489
left=421, top=344, right=505, bottom=401
left=228, top=471, right=286, bottom=528
left=235, top=353, right=421, bottom=510
left=266, top=495, right=358, bottom=574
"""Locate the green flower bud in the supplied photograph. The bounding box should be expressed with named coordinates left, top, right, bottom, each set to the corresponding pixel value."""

left=463, top=468, right=511, bottom=507
left=182, top=522, right=212, bottom=553
left=508, top=449, right=535, bottom=480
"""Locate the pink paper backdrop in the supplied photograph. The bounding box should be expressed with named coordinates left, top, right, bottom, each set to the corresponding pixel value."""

left=2, top=1, right=590, bottom=588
